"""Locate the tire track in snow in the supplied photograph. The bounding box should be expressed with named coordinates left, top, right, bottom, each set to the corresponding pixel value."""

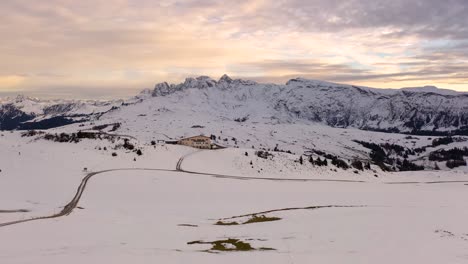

left=219, top=205, right=367, bottom=220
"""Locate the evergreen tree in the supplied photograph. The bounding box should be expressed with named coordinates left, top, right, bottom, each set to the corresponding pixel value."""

left=315, top=157, right=321, bottom=166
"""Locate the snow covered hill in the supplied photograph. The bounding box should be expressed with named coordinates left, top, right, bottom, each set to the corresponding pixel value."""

left=1, top=130, right=468, bottom=264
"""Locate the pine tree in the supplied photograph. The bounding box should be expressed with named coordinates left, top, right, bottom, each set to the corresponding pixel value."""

left=316, top=157, right=322, bottom=166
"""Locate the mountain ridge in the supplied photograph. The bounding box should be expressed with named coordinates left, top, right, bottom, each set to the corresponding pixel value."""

left=1, top=75, right=468, bottom=134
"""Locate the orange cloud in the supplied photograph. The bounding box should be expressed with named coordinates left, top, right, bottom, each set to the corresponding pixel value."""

left=0, top=0, right=466, bottom=98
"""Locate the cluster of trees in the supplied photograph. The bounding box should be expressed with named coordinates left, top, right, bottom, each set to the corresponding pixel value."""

left=255, top=150, right=273, bottom=159
left=397, top=158, right=425, bottom=171
left=123, top=139, right=135, bottom=150
left=308, top=156, right=328, bottom=166
left=121, top=139, right=143, bottom=156
left=354, top=140, right=388, bottom=165
left=413, top=146, right=427, bottom=154
left=21, top=130, right=45, bottom=137
left=309, top=149, right=374, bottom=170
left=429, top=147, right=468, bottom=161
left=428, top=147, right=468, bottom=169
left=42, top=132, right=84, bottom=143
left=331, top=157, right=349, bottom=170
left=350, top=160, right=371, bottom=171
left=39, top=131, right=115, bottom=143
left=91, top=123, right=121, bottom=131
left=355, top=141, right=391, bottom=171
left=273, top=144, right=293, bottom=154
left=380, top=143, right=406, bottom=156
left=411, top=136, right=460, bottom=154
left=354, top=140, right=424, bottom=171
left=446, top=159, right=467, bottom=169
left=234, top=116, right=248, bottom=122
left=411, top=137, right=454, bottom=154
left=431, top=136, right=454, bottom=147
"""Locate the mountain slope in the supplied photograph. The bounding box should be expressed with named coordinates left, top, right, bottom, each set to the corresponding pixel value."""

left=142, top=75, right=468, bottom=135
left=0, top=95, right=124, bottom=130
left=1, top=76, right=467, bottom=135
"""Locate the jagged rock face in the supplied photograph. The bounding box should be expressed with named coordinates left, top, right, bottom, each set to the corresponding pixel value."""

left=149, top=76, right=468, bottom=135
left=151, top=76, right=258, bottom=97
left=284, top=84, right=468, bottom=133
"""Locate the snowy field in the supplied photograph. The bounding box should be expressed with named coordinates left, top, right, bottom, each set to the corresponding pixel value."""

left=1, top=131, right=468, bottom=263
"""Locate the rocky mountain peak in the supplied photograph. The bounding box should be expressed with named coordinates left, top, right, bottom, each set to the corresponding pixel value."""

left=219, top=74, right=233, bottom=84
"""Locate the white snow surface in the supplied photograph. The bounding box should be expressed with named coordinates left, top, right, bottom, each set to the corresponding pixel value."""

left=1, top=129, right=468, bottom=263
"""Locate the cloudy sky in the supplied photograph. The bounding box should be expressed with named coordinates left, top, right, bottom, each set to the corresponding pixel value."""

left=1, top=0, right=468, bottom=98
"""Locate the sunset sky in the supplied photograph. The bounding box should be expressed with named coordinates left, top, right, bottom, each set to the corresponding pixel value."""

left=1, top=0, right=467, bottom=98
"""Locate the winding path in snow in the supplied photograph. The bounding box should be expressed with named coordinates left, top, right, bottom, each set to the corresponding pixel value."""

left=1, top=152, right=468, bottom=228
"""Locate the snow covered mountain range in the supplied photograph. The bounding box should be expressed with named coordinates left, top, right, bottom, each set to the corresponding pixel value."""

left=0, top=95, right=124, bottom=130
left=1, top=75, right=468, bottom=135
left=142, top=75, right=468, bottom=135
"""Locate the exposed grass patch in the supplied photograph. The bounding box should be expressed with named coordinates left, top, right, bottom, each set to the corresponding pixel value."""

left=178, top=224, right=198, bottom=227
left=243, top=214, right=281, bottom=224
left=259, top=247, right=276, bottom=251
left=214, top=220, right=239, bottom=226
left=0, top=209, right=30, bottom=213
left=187, top=238, right=274, bottom=252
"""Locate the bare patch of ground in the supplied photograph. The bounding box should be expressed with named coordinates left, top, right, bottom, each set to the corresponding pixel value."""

left=187, top=238, right=275, bottom=252
left=0, top=209, right=30, bottom=213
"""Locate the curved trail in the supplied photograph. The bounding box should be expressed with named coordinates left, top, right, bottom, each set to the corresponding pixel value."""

left=0, top=168, right=174, bottom=228
left=0, top=165, right=365, bottom=228
left=175, top=150, right=367, bottom=182
left=176, top=151, right=468, bottom=184
left=1, top=152, right=467, bottom=228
